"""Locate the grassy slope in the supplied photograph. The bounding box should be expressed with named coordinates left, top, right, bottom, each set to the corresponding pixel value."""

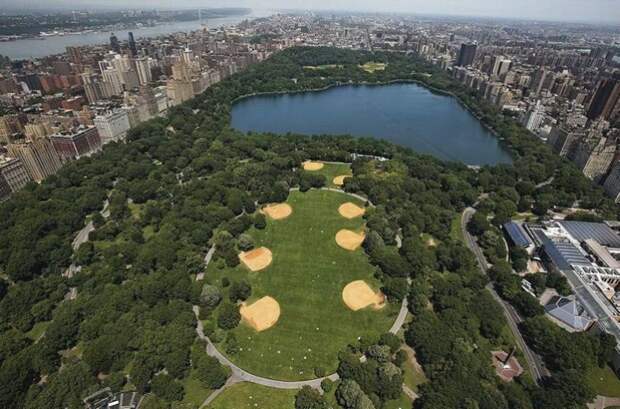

left=586, top=365, right=620, bottom=398
left=206, top=189, right=396, bottom=380
left=207, top=383, right=296, bottom=409
left=305, top=162, right=352, bottom=188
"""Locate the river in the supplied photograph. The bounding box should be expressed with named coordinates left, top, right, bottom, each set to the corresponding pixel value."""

left=0, top=9, right=271, bottom=60
left=231, top=83, right=513, bottom=166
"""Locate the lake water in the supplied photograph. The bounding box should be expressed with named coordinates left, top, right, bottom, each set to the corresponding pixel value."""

left=0, top=10, right=270, bottom=60
left=231, top=83, right=513, bottom=166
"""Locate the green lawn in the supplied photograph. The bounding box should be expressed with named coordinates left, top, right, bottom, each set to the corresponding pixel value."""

left=310, top=162, right=353, bottom=189
left=360, top=62, right=387, bottom=73
left=26, top=321, right=50, bottom=341
left=206, top=189, right=397, bottom=380
left=401, top=350, right=427, bottom=392
left=384, top=393, right=413, bottom=409
left=207, top=383, right=296, bottom=409
left=450, top=213, right=464, bottom=242
left=586, top=365, right=620, bottom=397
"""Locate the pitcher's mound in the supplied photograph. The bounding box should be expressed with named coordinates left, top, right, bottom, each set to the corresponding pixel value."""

left=338, top=202, right=365, bottom=219
left=342, top=280, right=386, bottom=311
left=333, top=175, right=351, bottom=186
left=239, top=247, right=272, bottom=272
left=261, top=203, right=292, bottom=220
left=240, top=296, right=281, bottom=331
left=303, top=161, right=324, bottom=171
left=336, top=229, right=366, bottom=251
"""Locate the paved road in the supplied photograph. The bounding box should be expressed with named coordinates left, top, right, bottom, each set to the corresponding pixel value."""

left=461, top=207, right=547, bottom=384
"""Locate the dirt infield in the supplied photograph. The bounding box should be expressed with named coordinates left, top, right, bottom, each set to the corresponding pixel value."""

left=261, top=203, right=293, bottom=220
left=338, top=202, right=365, bottom=219
left=240, top=296, right=281, bottom=332
left=333, top=175, right=351, bottom=186
left=342, top=280, right=386, bottom=311
left=336, top=229, right=366, bottom=251
left=239, top=247, right=273, bottom=272
left=303, top=161, right=325, bottom=171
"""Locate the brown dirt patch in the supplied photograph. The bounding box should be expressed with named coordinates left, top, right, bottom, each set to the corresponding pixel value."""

left=240, top=296, right=281, bottom=332
left=335, top=229, right=366, bottom=251
left=239, top=247, right=273, bottom=272
left=338, top=202, right=365, bottom=219
left=261, top=203, right=293, bottom=220
left=342, top=280, right=385, bottom=311
left=333, top=175, right=351, bottom=186
left=303, top=161, right=324, bottom=171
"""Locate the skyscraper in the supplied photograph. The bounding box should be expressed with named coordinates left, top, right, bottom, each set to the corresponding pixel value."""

left=587, top=78, right=620, bottom=121
left=110, top=33, right=120, bottom=53
left=128, top=32, right=138, bottom=57
left=456, top=43, right=477, bottom=67
left=7, top=139, right=62, bottom=182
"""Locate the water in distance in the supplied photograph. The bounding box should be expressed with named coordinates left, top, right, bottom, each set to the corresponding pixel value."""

left=231, top=83, right=513, bottom=166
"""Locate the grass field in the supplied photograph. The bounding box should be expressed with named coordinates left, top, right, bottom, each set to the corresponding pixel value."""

left=310, top=162, right=353, bottom=188
left=449, top=213, right=464, bottom=242
left=586, top=365, right=620, bottom=397
left=360, top=62, right=387, bottom=73
left=207, top=383, right=296, bottom=409
left=26, top=321, right=50, bottom=341
left=206, top=189, right=397, bottom=380
left=207, top=382, right=412, bottom=409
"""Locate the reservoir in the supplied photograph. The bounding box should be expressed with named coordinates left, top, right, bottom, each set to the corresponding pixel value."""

left=231, top=83, right=513, bottom=166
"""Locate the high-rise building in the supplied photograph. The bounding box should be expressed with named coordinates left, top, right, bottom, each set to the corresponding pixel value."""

left=110, top=33, right=121, bottom=53
left=524, top=101, right=545, bottom=132
left=491, top=56, right=511, bottom=78
left=94, top=110, right=131, bottom=144
left=456, top=43, right=477, bottom=67
left=66, top=46, right=83, bottom=65
left=7, top=139, right=62, bottom=182
left=82, top=72, right=106, bottom=104
left=128, top=32, right=138, bottom=57
left=0, top=156, right=31, bottom=199
left=572, top=136, right=616, bottom=182
left=603, top=161, right=620, bottom=203
left=50, top=126, right=102, bottom=161
left=134, top=57, right=153, bottom=85
left=24, top=123, right=49, bottom=141
left=587, top=78, right=620, bottom=121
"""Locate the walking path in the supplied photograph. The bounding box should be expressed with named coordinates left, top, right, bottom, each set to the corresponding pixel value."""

left=588, top=395, right=620, bottom=409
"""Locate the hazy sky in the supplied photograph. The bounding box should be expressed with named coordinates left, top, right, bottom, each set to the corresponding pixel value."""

left=3, top=0, right=620, bottom=23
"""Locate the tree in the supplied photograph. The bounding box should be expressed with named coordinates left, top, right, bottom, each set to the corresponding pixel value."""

left=194, top=355, right=229, bottom=389
left=254, top=213, right=267, bottom=230
left=378, top=333, right=401, bottom=354
left=151, top=373, right=184, bottom=401
left=217, top=303, right=241, bottom=330
left=335, top=379, right=375, bottom=409
left=238, top=234, right=255, bottom=251
left=200, top=285, right=222, bottom=309
left=229, top=280, right=251, bottom=303
left=467, top=212, right=490, bottom=236
left=295, top=385, right=329, bottom=409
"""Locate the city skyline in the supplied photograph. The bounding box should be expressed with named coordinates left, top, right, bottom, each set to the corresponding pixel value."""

left=0, top=0, right=619, bottom=24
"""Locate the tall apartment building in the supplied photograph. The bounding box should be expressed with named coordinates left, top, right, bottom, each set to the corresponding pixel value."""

left=456, top=43, right=477, bottom=67
left=50, top=126, right=102, bottom=162
left=587, top=78, right=620, bottom=121
left=0, top=156, right=31, bottom=200
left=24, top=122, right=49, bottom=140
left=94, top=109, right=131, bottom=144
left=604, top=162, right=620, bottom=203
left=572, top=136, right=616, bottom=182
left=7, top=139, right=62, bottom=182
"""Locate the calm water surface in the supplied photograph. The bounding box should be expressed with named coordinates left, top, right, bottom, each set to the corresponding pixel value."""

left=231, top=83, right=513, bottom=166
